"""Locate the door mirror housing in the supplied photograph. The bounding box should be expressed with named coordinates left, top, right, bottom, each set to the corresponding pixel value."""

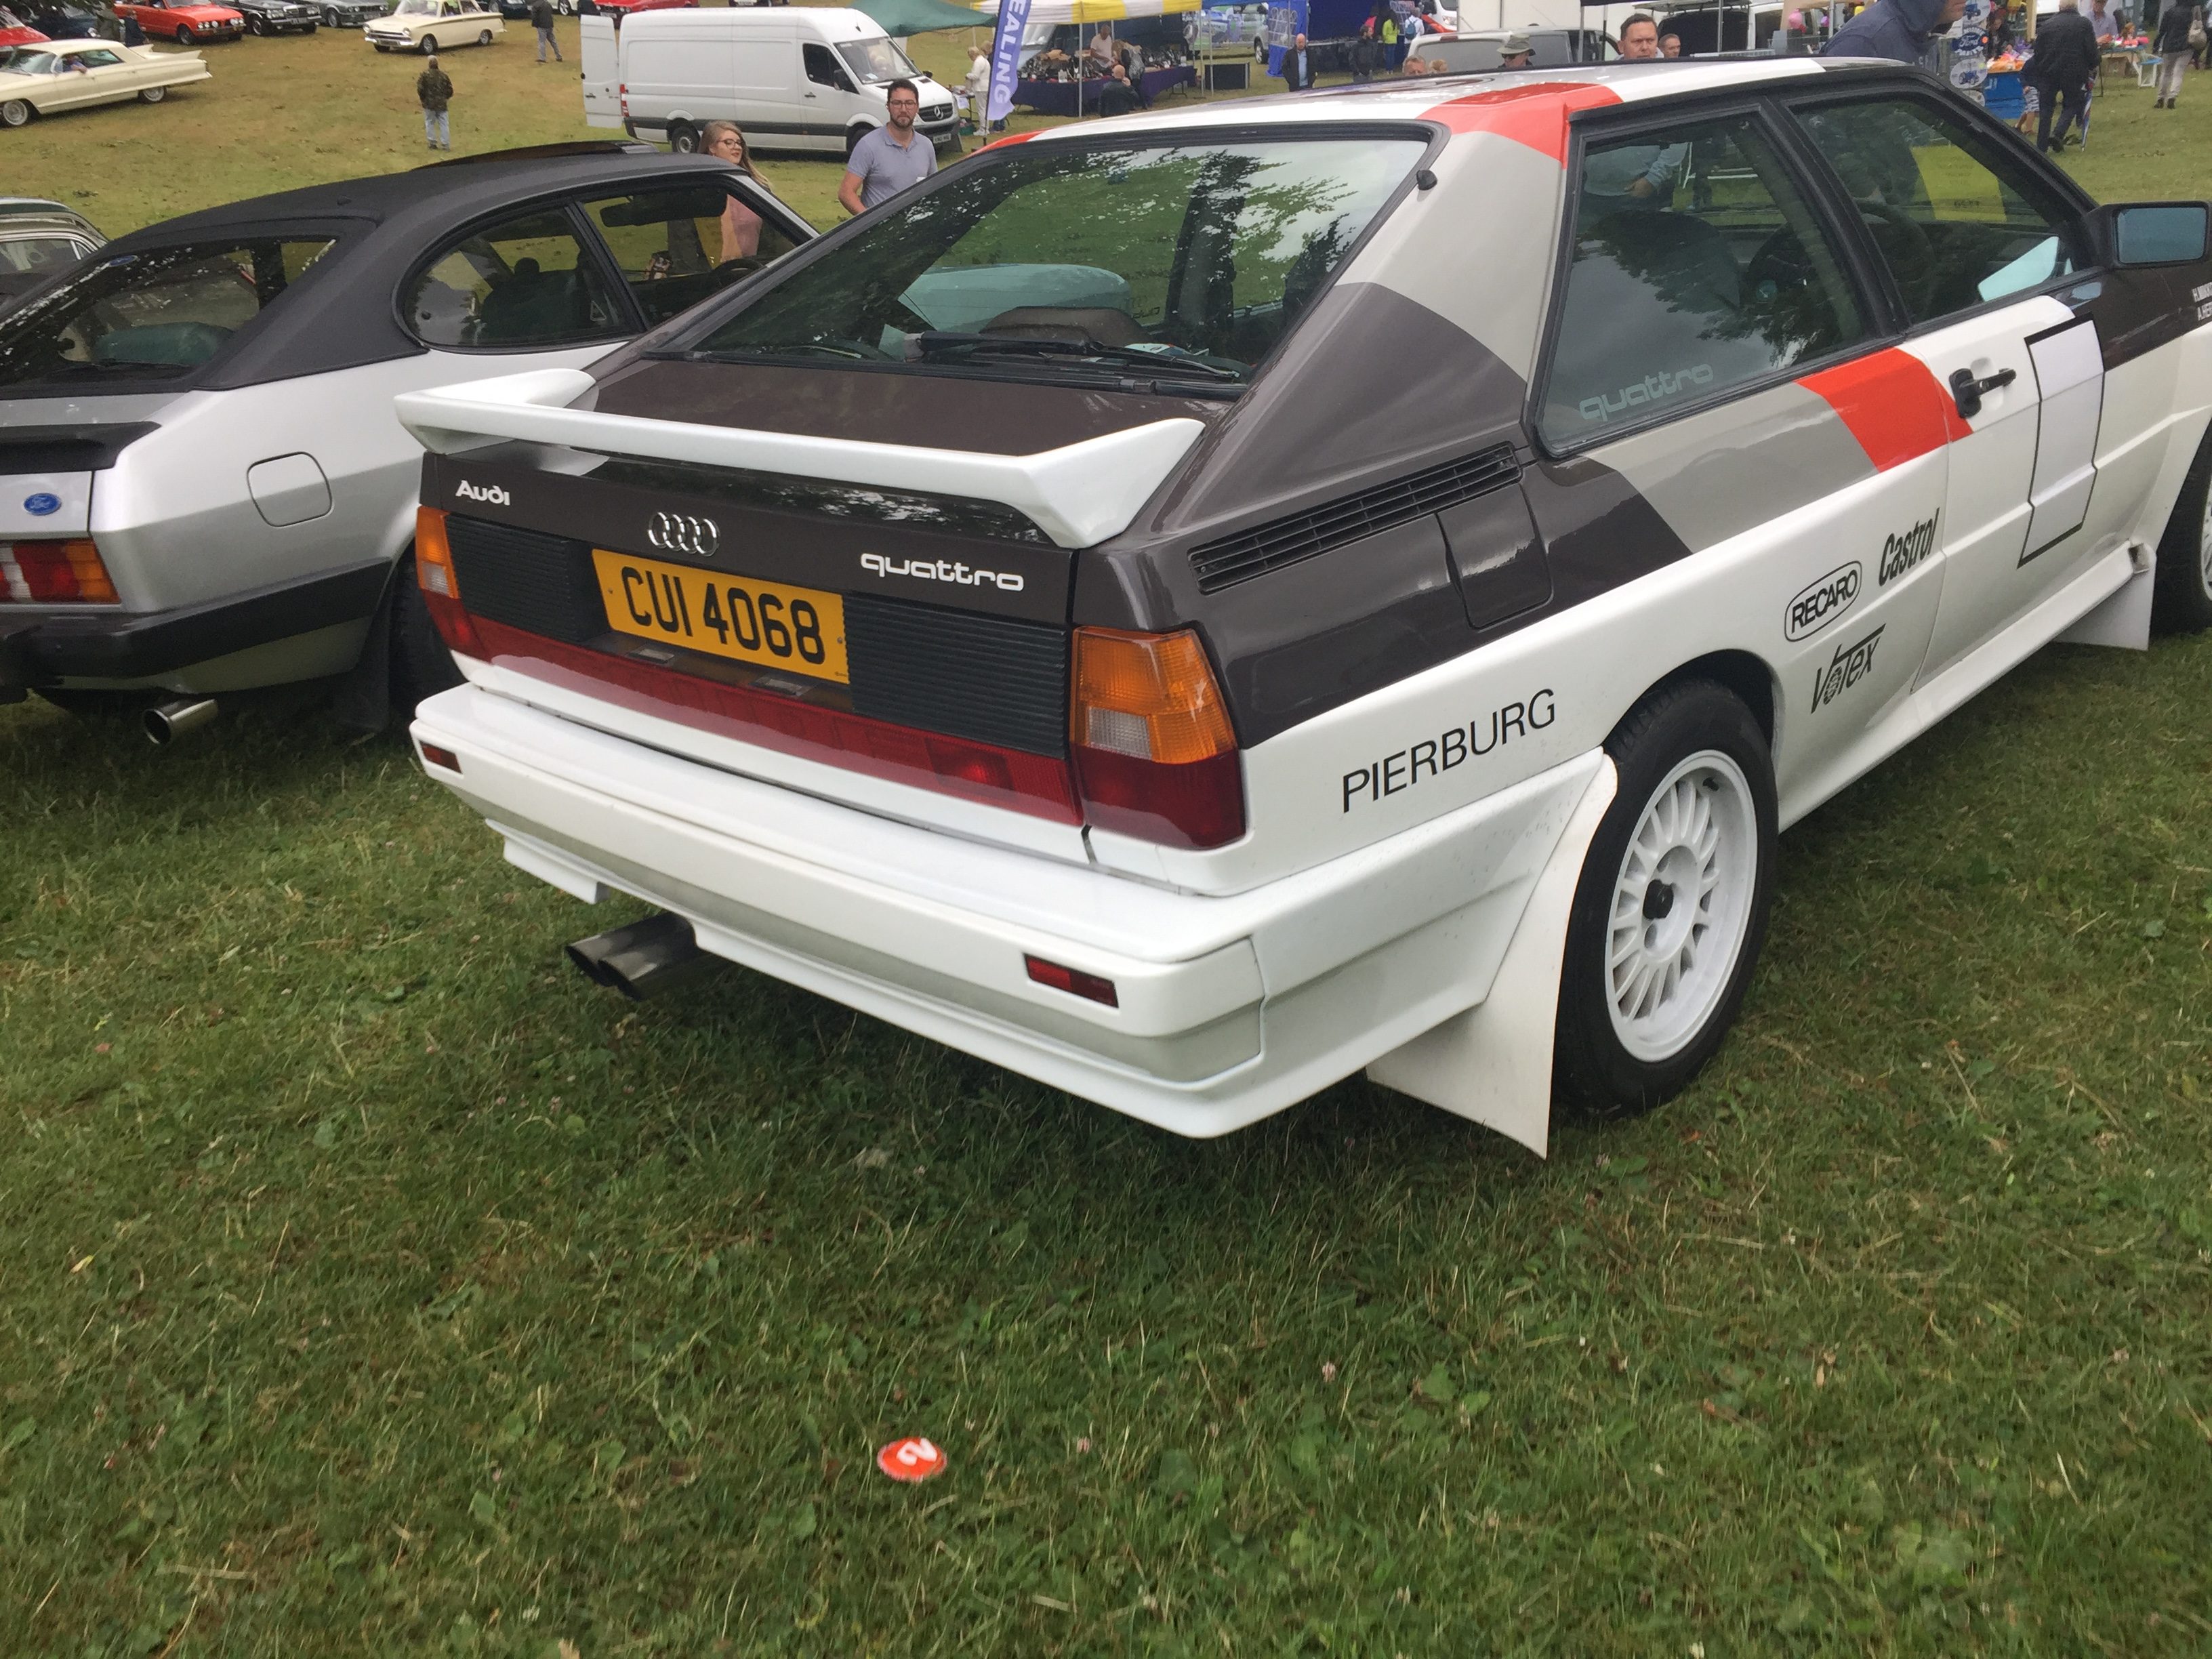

left=2086, top=201, right=2211, bottom=268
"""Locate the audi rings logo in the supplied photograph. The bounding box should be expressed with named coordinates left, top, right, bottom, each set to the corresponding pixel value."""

left=648, top=512, right=720, bottom=559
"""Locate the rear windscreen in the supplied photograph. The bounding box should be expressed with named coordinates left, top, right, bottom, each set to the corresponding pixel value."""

left=0, top=238, right=334, bottom=390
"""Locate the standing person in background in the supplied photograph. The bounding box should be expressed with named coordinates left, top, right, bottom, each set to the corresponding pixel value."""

left=529, top=0, right=561, bottom=63
left=1618, top=13, right=1662, bottom=56
left=699, top=122, right=766, bottom=260
left=2027, top=0, right=2099, bottom=148
left=837, top=80, right=935, bottom=216
left=961, top=43, right=989, bottom=131
left=1279, top=30, right=1317, bottom=87
left=2089, top=0, right=2119, bottom=36
left=1086, top=24, right=1115, bottom=70
left=417, top=53, right=453, bottom=151
left=1658, top=28, right=1684, bottom=53
left=2153, top=0, right=2193, bottom=102
left=1820, top=0, right=1967, bottom=64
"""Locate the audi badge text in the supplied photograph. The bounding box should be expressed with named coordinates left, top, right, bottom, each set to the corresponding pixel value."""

left=859, top=552, right=1025, bottom=592
left=453, top=480, right=511, bottom=507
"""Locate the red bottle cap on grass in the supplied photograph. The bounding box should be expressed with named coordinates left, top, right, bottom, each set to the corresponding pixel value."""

left=876, top=1437, right=947, bottom=1483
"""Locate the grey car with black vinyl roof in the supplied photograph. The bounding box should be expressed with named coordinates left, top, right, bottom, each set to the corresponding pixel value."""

left=0, top=142, right=813, bottom=738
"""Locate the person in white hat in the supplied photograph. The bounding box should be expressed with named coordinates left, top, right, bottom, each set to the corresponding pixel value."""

left=1498, top=30, right=1534, bottom=66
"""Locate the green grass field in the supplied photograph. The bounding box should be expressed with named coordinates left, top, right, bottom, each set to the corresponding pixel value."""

left=5, top=33, right=2212, bottom=1658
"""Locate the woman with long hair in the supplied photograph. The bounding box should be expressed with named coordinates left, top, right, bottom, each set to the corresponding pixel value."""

left=699, top=121, right=769, bottom=263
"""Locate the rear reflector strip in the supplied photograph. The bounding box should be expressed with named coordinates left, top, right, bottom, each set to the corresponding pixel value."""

left=469, top=616, right=1082, bottom=823
left=417, top=742, right=462, bottom=773
left=1024, top=954, right=1119, bottom=1006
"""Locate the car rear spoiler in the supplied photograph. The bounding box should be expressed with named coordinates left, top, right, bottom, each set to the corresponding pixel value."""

left=394, top=369, right=1206, bottom=550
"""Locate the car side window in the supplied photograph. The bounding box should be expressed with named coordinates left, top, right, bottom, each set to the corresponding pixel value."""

left=1539, top=115, right=1866, bottom=449
left=404, top=209, right=626, bottom=350
left=579, top=185, right=802, bottom=328
left=75, top=45, right=120, bottom=63
left=1792, top=97, right=2082, bottom=325
left=802, top=41, right=846, bottom=89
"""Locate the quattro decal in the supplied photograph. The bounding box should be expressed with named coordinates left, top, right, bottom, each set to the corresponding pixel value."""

left=1340, top=689, right=1557, bottom=812
left=1784, top=562, right=1862, bottom=642
left=1810, top=625, right=1883, bottom=713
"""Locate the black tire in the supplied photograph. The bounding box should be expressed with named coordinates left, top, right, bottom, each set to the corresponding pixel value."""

left=668, top=120, right=698, bottom=153
left=419, top=30, right=436, bottom=49
left=0, top=99, right=28, bottom=128
left=476, top=26, right=490, bottom=43
left=138, top=84, right=166, bottom=101
left=323, top=7, right=340, bottom=24
left=247, top=14, right=266, bottom=33
left=845, top=123, right=872, bottom=160
left=1553, top=678, right=1778, bottom=1119
left=173, top=22, right=194, bottom=41
left=392, top=555, right=464, bottom=716
left=556, top=0, right=571, bottom=12
left=2150, top=424, right=2212, bottom=634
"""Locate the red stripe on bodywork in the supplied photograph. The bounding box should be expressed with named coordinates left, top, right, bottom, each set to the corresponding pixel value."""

left=1420, top=82, right=1622, bottom=164
left=1796, top=350, right=1973, bottom=472
left=973, top=130, right=1040, bottom=154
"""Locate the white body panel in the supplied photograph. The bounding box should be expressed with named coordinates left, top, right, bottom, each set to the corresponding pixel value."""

left=581, top=14, right=620, bottom=127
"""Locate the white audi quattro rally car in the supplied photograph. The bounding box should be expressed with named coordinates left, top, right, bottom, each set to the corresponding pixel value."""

left=401, top=58, right=2212, bottom=1153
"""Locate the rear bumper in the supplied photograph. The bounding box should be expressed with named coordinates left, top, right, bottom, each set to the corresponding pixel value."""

left=0, top=559, right=387, bottom=692
left=412, top=683, right=1604, bottom=1136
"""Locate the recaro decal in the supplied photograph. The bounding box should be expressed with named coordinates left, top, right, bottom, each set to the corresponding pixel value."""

left=1877, top=514, right=1939, bottom=586
left=1784, top=561, right=1862, bottom=642
left=1810, top=625, right=1883, bottom=713
left=1340, top=689, right=1557, bottom=813
left=1578, top=365, right=1715, bottom=426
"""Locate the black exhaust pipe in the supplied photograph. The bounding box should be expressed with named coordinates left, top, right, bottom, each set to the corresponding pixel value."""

left=144, top=697, right=218, bottom=745
left=565, top=912, right=721, bottom=1001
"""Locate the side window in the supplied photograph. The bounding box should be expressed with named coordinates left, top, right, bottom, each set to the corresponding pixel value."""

left=580, top=186, right=802, bottom=327
left=1793, top=97, right=2081, bottom=325
left=1540, top=116, right=1866, bottom=448
left=75, top=47, right=123, bottom=65
left=802, top=41, right=846, bottom=89
left=404, top=209, right=625, bottom=350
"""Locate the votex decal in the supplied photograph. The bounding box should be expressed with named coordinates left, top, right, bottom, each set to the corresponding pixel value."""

left=1811, top=625, right=1883, bottom=713
left=1341, top=689, right=1556, bottom=812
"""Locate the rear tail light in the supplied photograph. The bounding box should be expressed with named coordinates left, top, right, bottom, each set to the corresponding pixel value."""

left=1070, top=627, right=1244, bottom=851
left=619, top=81, right=629, bottom=119
left=0, top=538, right=118, bottom=604
left=413, top=506, right=486, bottom=657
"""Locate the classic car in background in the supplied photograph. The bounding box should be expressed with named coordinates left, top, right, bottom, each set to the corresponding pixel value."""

left=0, top=146, right=813, bottom=739
left=0, top=5, right=46, bottom=43
left=22, top=0, right=122, bottom=37
left=0, top=197, right=103, bottom=304
left=312, top=0, right=382, bottom=22
left=226, top=0, right=318, bottom=33
left=110, top=0, right=242, bottom=41
left=365, top=0, right=498, bottom=50
left=0, top=37, right=209, bottom=123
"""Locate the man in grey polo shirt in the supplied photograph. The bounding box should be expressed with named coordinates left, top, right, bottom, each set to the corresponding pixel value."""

left=838, top=79, right=936, bottom=216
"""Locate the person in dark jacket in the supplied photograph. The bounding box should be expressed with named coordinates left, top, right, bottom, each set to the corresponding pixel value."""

left=1821, top=0, right=1967, bottom=64
left=530, top=0, right=561, bottom=62
left=1279, top=30, right=1319, bottom=87
left=2028, top=0, right=2100, bottom=148
left=417, top=54, right=453, bottom=151
left=2152, top=0, right=2194, bottom=102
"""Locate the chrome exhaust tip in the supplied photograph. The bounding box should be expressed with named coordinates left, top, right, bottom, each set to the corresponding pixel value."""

left=144, top=697, right=218, bottom=745
left=565, top=912, right=720, bottom=1001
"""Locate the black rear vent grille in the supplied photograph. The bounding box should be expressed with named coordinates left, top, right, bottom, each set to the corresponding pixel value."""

left=1188, top=445, right=1522, bottom=593
left=846, top=595, right=1067, bottom=757
left=446, top=514, right=606, bottom=644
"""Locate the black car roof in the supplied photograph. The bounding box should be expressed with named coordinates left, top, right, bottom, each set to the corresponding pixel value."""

left=87, top=151, right=775, bottom=391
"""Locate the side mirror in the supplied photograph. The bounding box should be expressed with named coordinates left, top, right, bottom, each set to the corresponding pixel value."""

left=2087, top=201, right=2211, bottom=268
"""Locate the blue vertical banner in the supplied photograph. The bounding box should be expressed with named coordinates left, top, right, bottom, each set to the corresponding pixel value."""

left=987, top=0, right=1031, bottom=124
left=1264, top=0, right=1306, bottom=78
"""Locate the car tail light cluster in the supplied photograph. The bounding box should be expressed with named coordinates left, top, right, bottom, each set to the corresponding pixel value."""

left=1070, top=627, right=1245, bottom=850
left=414, top=507, right=486, bottom=657
left=1, top=538, right=119, bottom=604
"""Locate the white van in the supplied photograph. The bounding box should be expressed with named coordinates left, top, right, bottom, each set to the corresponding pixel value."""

left=583, top=7, right=960, bottom=159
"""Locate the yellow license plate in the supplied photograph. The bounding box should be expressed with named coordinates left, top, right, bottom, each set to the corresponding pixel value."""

left=592, top=550, right=848, bottom=684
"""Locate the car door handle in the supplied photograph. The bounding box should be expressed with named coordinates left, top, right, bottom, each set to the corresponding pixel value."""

left=1949, top=365, right=2018, bottom=420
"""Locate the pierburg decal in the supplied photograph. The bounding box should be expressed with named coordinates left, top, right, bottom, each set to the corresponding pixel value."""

left=1810, top=625, right=1883, bottom=714
left=453, top=480, right=510, bottom=507
left=1784, top=562, right=1862, bottom=642
left=859, top=552, right=1025, bottom=592
left=1877, top=514, right=1938, bottom=586
left=1340, top=689, right=1556, bottom=813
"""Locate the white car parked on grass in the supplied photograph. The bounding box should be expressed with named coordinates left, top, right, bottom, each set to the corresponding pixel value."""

left=404, top=59, right=2212, bottom=1152
left=0, top=39, right=209, bottom=127
left=365, top=0, right=497, bottom=52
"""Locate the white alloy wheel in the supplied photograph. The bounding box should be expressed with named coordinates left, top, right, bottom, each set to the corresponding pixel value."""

left=139, top=83, right=167, bottom=101
left=477, top=26, right=491, bottom=41
left=2198, top=476, right=2212, bottom=598
left=0, top=98, right=30, bottom=127
left=1603, top=750, right=1759, bottom=1064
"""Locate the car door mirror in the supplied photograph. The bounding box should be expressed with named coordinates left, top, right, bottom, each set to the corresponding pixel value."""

left=2087, top=201, right=2211, bottom=267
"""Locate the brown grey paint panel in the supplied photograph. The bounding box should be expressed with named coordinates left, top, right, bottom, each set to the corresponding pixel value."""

left=1588, top=382, right=1876, bottom=555
left=1441, top=485, right=1552, bottom=631
left=1518, top=453, right=1698, bottom=614
left=587, top=357, right=1228, bottom=456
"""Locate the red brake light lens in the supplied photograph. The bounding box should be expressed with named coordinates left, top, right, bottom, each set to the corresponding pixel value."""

left=1024, top=954, right=1119, bottom=1006
left=1071, top=627, right=1245, bottom=850
left=1, top=539, right=118, bottom=604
